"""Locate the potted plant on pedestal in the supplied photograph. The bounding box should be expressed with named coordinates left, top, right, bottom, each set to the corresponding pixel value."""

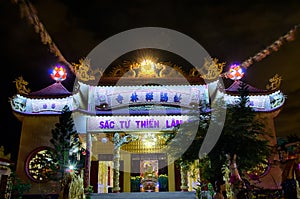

left=158, top=174, right=168, bottom=192
left=130, top=176, right=141, bottom=192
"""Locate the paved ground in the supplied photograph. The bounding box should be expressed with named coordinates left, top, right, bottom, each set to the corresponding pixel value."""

left=22, top=191, right=198, bottom=199
left=89, top=191, right=197, bottom=199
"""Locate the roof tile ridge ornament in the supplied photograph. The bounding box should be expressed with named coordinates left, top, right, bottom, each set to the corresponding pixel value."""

left=13, top=76, right=31, bottom=95
left=108, top=59, right=186, bottom=79
left=266, top=74, right=283, bottom=91
left=0, top=146, right=11, bottom=160
left=72, top=58, right=103, bottom=82
left=199, top=57, right=225, bottom=80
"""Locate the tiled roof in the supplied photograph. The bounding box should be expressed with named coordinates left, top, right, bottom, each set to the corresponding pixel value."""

left=225, top=80, right=271, bottom=95
left=28, top=82, right=72, bottom=98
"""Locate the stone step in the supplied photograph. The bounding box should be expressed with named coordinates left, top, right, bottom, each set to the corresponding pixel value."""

left=89, top=191, right=197, bottom=199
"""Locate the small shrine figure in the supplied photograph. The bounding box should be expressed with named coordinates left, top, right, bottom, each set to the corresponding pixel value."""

left=142, top=161, right=158, bottom=192
left=143, top=162, right=157, bottom=180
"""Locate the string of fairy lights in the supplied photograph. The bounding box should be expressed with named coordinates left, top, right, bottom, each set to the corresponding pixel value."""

left=12, top=0, right=300, bottom=80
left=240, top=25, right=300, bottom=69
left=12, top=0, right=73, bottom=73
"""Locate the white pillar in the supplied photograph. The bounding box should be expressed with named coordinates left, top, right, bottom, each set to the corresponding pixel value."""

left=113, top=144, right=121, bottom=192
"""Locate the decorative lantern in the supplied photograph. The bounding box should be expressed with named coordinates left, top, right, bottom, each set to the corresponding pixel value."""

left=50, top=65, right=67, bottom=82
left=227, top=64, right=244, bottom=80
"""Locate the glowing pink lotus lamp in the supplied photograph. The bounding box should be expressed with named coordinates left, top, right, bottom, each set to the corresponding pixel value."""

left=227, top=64, right=245, bottom=81
left=50, top=65, right=67, bottom=82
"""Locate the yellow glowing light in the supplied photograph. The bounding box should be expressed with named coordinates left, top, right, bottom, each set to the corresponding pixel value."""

left=50, top=65, right=67, bottom=82
left=142, top=133, right=157, bottom=148
left=140, top=59, right=154, bottom=66
left=138, top=59, right=157, bottom=77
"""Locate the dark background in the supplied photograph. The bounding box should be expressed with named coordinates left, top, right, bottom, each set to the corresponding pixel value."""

left=1, top=0, right=300, bottom=162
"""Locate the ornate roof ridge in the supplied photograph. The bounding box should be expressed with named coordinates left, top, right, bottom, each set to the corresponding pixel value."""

left=96, top=76, right=208, bottom=86
left=78, top=79, right=218, bottom=88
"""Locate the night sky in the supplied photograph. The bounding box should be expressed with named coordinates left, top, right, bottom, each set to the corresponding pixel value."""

left=1, top=0, right=300, bottom=162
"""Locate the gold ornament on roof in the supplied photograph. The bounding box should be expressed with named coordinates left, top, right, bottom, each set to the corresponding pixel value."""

left=13, top=76, right=31, bottom=95
left=189, top=68, right=201, bottom=78
left=159, top=61, right=186, bottom=78
left=0, top=146, right=11, bottom=160
left=110, top=58, right=168, bottom=78
left=109, top=59, right=186, bottom=78
left=139, top=59, right=161, bottom=77
left=72, top=58, right=103, bottom=82
left=201, top=58, right=225, bottom=80
left=109, top=61, right=136, bottom=77
left=266, top=74, right=282, bottom=90
left=130, top=59, right=166, bottom=78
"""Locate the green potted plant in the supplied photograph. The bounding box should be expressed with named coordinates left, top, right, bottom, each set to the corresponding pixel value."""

left=85, top=185, right=93, bottom=199
left=158, top=174, right=168, bottom=192
left=130, top=176, right=141, bottom=192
